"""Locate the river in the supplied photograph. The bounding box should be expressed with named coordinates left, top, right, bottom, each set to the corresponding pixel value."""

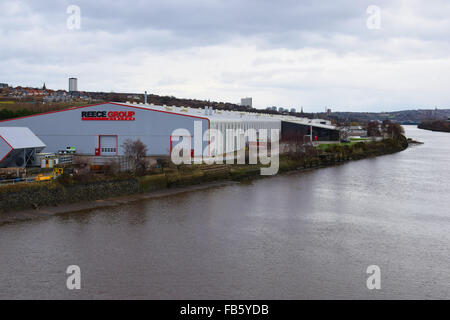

left=0, top=126, right=449, bottom=299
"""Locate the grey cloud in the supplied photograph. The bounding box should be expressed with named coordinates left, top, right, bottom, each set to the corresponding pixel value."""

left=1, top=0, right=450, bottom=110
left=15, top=0, right=374, bottom=47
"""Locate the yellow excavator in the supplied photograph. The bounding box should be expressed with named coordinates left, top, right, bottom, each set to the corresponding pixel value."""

left=34, top=168, right=65, bottom=182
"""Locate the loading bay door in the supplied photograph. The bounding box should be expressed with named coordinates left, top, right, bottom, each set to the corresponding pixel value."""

left=99, top=135, right=117, bottom=155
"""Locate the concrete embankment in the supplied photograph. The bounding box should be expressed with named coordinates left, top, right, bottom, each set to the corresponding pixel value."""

left=0, top=137, right=408, bottom=217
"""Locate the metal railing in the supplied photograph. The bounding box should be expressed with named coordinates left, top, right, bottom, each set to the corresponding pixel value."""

left=0, top=174, right=59, bottom=185
left=58, top=155, right=73, bottom=165
left=0, top=177, right=40, bottom=185
left=91, top=156, right=132, bottom=171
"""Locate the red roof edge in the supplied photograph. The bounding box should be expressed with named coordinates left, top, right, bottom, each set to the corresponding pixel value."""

left=0, top=135, right=14, bottom=163
left=0, top=102, right=211, bottom=123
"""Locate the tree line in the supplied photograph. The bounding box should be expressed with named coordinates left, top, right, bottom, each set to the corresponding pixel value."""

left=0, top=108, right=36, bottom=120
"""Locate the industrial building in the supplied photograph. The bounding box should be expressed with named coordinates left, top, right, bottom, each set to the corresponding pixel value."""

left=280, top=118, right=340, bottom=142
left=0, top=101, right=340, bottom=166
left=0, top=102, right=281, bottom=158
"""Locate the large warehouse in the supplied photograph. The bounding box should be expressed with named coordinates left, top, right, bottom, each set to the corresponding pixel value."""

left=0, top=102, right=281, bottom=157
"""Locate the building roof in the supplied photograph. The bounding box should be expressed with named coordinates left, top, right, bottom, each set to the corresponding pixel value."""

left=119, top=102, right=281, bottom=123
left=281, top=118, right=338, bottom=130
left=120, top=102, right=338, bottom=127
left=0, top=127, right=46, bottom=149
left=0, top=101, right=337, bottom=130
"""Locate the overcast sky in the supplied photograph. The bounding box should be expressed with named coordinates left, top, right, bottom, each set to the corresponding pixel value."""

left=1, top=0, right=450, bottom=111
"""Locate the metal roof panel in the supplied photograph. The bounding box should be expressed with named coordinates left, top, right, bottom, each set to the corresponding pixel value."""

left=0, top=127, right=46, bottom=149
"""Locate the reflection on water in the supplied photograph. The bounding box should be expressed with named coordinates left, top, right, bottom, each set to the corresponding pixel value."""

left=0, top=126, right=449, bottom=299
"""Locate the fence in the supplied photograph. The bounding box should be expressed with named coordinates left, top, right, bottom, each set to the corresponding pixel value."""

left=91, top=156, right=133, bottom=172
left=0, top=177, right=46, bottom=185
left=57, top=155, right=73, bottom=165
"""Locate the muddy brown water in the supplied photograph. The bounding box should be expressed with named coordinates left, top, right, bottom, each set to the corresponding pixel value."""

left=0, top=126, right=449, bottom=299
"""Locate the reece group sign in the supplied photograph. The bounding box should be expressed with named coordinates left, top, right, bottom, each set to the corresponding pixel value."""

left=81, top=110, right=136, bottom=121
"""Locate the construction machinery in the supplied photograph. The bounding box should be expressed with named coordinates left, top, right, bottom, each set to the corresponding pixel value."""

left=34, top=167, right=66, bottom=182
left=34, top=174, right=53, bottom=182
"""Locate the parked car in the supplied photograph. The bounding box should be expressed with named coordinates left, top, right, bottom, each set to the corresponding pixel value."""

left=58, top=146, right=76, bottom=154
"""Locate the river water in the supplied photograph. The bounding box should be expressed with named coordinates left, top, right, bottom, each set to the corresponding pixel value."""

left=0, top=126, right=449, bottom=299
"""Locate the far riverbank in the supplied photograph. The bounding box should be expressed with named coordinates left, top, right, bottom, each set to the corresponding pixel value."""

left=418, top=120, right=450, bottom=133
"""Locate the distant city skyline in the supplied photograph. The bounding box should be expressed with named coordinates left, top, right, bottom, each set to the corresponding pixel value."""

left=1, top=0, right=450, bottom=112
left=2, top=80, right=449, bottom=114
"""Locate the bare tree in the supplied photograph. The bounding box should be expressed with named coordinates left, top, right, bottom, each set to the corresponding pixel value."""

left=281, top=131, right=306, bottom=155
left=122, top=139, right=148, bottom=174
left=367, top=121, right=381, bottom=137
left=386, top=122, right=405, bottom=139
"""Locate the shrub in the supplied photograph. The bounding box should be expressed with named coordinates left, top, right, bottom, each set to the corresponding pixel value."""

left=138, top=174, right=167, bottom=192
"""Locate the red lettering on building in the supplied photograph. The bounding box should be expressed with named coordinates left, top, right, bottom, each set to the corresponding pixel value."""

left=82, top=110, right=135, bottom=121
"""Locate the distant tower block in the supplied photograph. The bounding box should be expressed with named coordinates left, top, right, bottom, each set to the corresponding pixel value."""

left=69, top=77, right=78, bottom=92
left=241, top=97, right=252, bottom=108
